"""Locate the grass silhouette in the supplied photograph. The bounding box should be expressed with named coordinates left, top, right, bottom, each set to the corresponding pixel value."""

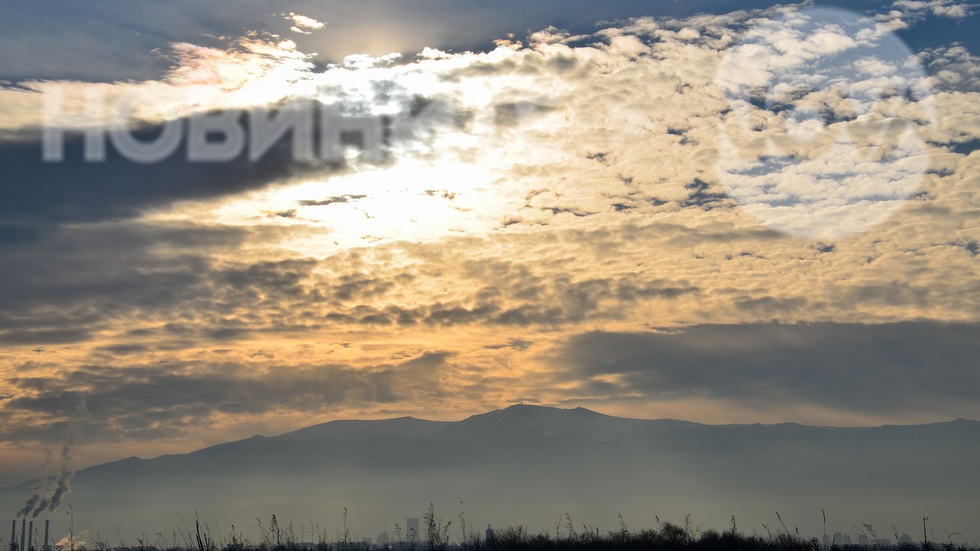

left=17, top=509, right=976, bottom=551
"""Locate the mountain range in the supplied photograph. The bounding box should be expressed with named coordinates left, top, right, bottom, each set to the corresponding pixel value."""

left=3, top=405, right=979, bottom=545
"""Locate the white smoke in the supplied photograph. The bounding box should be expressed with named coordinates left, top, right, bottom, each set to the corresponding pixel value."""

left=16, top=432, right=75, bottom=519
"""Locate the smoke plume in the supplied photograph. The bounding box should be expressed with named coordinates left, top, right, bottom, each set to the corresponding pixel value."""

left=16, top=432, right=75, bottom=518
left=38, top=433, right=75, bottom=516
left=16, top=480, right=45, bottom=517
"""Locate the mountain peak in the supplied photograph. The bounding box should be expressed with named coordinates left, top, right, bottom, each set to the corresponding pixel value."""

left=500, top=403, right=576, bottom=413
left=526, top=403, right=598, bottom=412
left=461, top=404, right=610, bottom=430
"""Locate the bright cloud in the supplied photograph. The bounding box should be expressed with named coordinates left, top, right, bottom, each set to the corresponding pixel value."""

left=285, top=12, right=326, bottom=34
left=893, top=0, right=973, bottom=18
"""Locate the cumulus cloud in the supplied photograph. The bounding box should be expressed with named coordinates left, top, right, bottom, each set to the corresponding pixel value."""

left=1, top=3, right=976, bottom=321
left=920, top=45, right=980, bottom=92
left=893, top=0, right=973, bottom=18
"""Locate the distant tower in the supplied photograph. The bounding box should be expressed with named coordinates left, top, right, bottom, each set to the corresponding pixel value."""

left=10, top=520, right=16, bottom=551
left=406, top=518, right=419, bottom=542
left=486, top=525, right=495, bottom=546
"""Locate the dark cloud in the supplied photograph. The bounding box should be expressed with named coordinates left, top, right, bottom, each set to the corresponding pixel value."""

left=731, top=295, right=809, bottom=316
left=0, top=223, right=248, bottom=342
left=317, top=271, right=700, bottom=328
left=0, top=352, right=456, bottom=444
left=0, top=115, right=337, bottom=226
left=613, top=221, right=785, bottom=247
left=297, top=194, right=367, bottom=207
left=484, top=339, right=533, bottom=351
left=0, top=223, right=710, bottom=346
left=560, top=322, right=980, bottom=416
left=97, top=344, right=152, bottom=356
left=0, top=329, right=93, bottom=346
left=948, top=238, right=979, bottom=256
left=0, top=220, right=439, bottom=345
left=679, top=179, right=734, bottom=210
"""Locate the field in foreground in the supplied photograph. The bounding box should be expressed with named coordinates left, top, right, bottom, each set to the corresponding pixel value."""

left=27, top=512, right=978, bottom=551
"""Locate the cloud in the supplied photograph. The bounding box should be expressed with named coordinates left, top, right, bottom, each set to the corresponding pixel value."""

left=0, top=125, right=330, bottom=225
left=921, top=45, right=980, bottom=92
left=2, top=3, right=977, bottom=338
left=893, top=0, right=973, bottom=19
left=1, top=1, right=971, bottom=239
left=558, top=322, right=980, bottom=419
left=6, top=0, right=876, bottom=83
left=5, top=321, right=979, bottom=459
left=285, top=12, right=325, bottom=35
left=297, top=194, right=367, bottom=207
left=0, top=352, right=456, bottom=444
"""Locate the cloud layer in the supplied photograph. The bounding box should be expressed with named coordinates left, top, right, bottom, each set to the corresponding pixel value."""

left=1, top=0, right=978, bottom=490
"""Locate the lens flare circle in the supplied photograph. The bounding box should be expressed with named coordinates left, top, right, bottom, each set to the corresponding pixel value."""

left=714, top=7, right=935, bottom=239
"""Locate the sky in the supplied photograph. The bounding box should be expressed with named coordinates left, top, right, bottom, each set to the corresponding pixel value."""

left=0, top=0, right=978, bottom=508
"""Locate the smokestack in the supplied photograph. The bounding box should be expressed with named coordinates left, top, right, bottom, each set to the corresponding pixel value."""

left=43, top=521, right=49, bottom=551
left=9, top=520, right=15, bottom=551
left=20, top=519, right=25, bottom=551
left=26, top=522, right=32, bottom=551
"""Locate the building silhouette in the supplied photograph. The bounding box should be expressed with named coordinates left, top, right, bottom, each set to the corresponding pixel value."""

left=406, top=518, right=419, bottom=542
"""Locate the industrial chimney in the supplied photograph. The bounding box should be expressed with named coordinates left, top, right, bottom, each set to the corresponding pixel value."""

left=43, top=521, right=49, bottom=551
left=20, top=519, right=25, bottom=551
left=9, top=520, right=15, bottom=551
